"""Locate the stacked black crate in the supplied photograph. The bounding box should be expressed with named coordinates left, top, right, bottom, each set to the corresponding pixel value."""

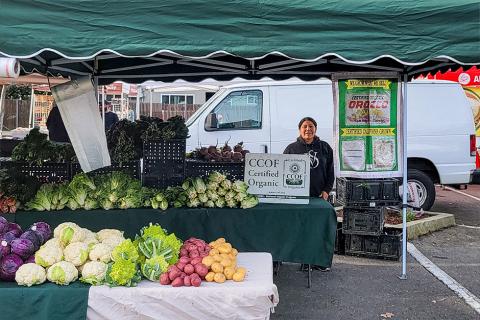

left=336, top=177, right=402, bottom=260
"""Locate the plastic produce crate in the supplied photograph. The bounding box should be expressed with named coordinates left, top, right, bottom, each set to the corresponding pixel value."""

left=0, top=161, right=70, bottom=183
left=71, top=161, right=141, bottom=180
left=334, top=225, right=346, bottom=255
left=185, top=159, right=245, bottom=181
left=336, top=177, right=401, bottom=207
left=143, top=140, right=186, bottom=188
left=342, top=206, right=385, bottom=236
left=344, top=232, right=402, bottom=260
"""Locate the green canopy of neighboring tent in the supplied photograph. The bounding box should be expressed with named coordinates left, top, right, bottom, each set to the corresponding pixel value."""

left=0, top=0, right=479, bottom=83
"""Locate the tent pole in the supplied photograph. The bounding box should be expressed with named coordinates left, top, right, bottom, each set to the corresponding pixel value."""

left=400, top=73, right=408, bottom=280
left=102, top=85, right=105, bottom=128
left=149, top=89, right=153, bottom=117
left=0, top=85, right=7, bottom=138
left=29, top=86, right=34, bottom=128
left=135, top=86, right=140, bottom=120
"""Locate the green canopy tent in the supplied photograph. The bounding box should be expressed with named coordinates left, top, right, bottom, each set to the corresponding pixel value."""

left=1, top=0, right=479, bottom=278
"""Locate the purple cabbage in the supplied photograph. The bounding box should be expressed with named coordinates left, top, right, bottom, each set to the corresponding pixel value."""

left=20, top=231, right=41, bottom=251
left=0, top=241, right=10, bottom=259
left=25, top=255, right=36, bottom=264
left=1, top=231, right=17, bottom=245
left=10, top=238, right=34, bottom=260
left=0, top=254, right=23, bottom=281
left=0, top=216, right=8, bottom=235
left=6, top=223, right=22, bottom=238
left=29, top=222, right=52, bottom=244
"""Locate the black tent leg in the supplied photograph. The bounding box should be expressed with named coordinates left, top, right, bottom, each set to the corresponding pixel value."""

left=307, top=264, right=311, bottom=288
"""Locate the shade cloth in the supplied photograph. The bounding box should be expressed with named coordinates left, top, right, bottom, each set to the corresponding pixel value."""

left=14, top=198, right=337, bottom=266
left=87, top=252, right=279, bottom=320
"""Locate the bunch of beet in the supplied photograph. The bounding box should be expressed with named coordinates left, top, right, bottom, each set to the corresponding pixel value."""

left=159, top=238, right=211, bottom=287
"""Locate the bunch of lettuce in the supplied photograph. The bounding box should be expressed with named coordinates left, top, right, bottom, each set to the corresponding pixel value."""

left=94, top=172, right=146, bottom=210
left=25, top=183, right=70, bottom=211
left=66, top=173, right=96, bottom=210
left=134, top=223, right=182, bottom=281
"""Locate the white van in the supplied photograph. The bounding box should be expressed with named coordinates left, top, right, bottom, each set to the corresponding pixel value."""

left=186, top=79, right=476, bottom=210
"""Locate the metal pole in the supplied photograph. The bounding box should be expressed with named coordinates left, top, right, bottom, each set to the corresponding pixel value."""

left=0, top=85, right=6, bottom=138
left=102, top=85, right=105, bottom=128
left=15, top=99, right=18, bottom=128
left=29, top=86, right=34, bottom=128
left=135, top=87, right=140, bottom=120
left=149, top=89, right=153, bottom=117
left=400, top=73, right=408, bottom=280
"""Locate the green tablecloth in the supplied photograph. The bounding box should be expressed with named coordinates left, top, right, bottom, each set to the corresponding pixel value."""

left=14, top=198, right=336, bottom=266
left=0, top=281, right=90, bottom=320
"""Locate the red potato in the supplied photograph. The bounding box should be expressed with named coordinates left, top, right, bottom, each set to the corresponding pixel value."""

left=194, top=263, right=209, bottom=278
left=171, top=277, right=184, bottom=287
left=180, top=248, right=188, bottom=257
left=168, top=265, right=179, bottom=273
left=160, top=273, right=171, bottom=285
left=186, top=244, right=197, bottom=252
left=176, top=262, right=186, bottom=271
left=190, top=257, right=202, bottom=266
left=179, top=256, right=191, bottom=264
left=190, top=274, right=202, bottom=287
left=183, top=275, right=191, bottom=286
left=189, top=250, right=200, bottom=258
left=184, top=264, right=195, bottom=275
left=169, top=268, right=182, bottom=281
left=179, top=272, right=187, bottom=279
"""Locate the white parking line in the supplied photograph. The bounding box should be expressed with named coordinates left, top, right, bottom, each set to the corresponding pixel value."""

left=457, top=224, right=480, bottom=229
left=444, top=186, right=480, bottom=202
left=408, top=243, right=480, bottom=314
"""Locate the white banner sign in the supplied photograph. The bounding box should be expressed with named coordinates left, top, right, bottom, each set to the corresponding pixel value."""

left=245, top=153, right=310, bottom=204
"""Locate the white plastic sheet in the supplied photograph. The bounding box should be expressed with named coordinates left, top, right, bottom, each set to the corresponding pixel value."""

left=51, top=77, right=110, bottom=172
left=87, top=252, right=279, bottom=320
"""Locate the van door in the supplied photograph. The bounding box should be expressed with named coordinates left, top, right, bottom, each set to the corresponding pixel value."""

left=197, top=87, right=270, bottom=153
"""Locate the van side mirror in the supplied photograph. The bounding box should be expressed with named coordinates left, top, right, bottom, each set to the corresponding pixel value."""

left=205, top=112, right=218, bottom=130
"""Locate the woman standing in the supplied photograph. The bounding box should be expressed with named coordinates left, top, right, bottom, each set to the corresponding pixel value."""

left=284, top=117, right=334, bottom=200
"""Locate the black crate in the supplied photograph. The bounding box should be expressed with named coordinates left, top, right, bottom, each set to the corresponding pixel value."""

left=336, top=177, right=400, bottom=207
left=344, top=232, right=402, bottom=260
left=342, top=206, right=385, bottom=236
left=0, top=161, right=70, bottom=183
left=71, top=161, right=141, bottom=180
left=143, top=140, right=186, bottom=188
left=334, top=226, right=346, bottom=255
left=185, top=159, right=245, bottom=181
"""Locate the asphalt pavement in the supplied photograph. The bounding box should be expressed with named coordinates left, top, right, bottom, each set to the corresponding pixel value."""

left=271, top=185, right=480, bottom=320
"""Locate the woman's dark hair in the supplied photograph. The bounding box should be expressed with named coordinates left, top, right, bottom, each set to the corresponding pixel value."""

left=298, top=117, right=317, bottom=129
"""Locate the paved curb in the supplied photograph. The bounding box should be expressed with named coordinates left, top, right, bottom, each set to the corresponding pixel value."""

left=385, top=211, right=455, bottom=240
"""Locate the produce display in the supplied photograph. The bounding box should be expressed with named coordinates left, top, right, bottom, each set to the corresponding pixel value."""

left=203, top=238, right=246, bottom=283
left=187, top=140, right=250, bottom=162
left=0, top=219, right=52, bottom=282
left=0, top=168, right=41, bottom=209
left=11, top=128, right=76, bottom=165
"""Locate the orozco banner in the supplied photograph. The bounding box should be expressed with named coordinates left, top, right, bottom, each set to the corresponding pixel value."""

left=244, top=153, right=310, bottom=204
left=333, top=72, right=403, bottom=178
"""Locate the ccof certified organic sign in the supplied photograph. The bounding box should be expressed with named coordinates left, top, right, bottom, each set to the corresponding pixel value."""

left=244, top=153, right=310, bottom=204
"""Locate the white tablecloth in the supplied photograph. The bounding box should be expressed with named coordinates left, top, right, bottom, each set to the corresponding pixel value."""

left=87, top=252, right=279, bottom=320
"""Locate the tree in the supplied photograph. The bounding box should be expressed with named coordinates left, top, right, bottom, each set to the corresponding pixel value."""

left=5, top=85, right=31, bottom=100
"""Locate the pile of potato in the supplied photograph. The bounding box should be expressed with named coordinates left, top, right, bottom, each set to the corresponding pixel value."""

left=201, top=238, right=247, bottom=283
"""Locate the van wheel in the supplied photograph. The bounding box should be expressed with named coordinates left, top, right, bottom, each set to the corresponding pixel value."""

left=407, top=169, right=436, bottom=210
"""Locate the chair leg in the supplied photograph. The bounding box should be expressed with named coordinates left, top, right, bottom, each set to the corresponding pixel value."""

left=307, top=264, right=312, bottom=288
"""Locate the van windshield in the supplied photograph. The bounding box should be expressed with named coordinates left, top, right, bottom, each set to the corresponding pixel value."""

left=186, top=88, right=226, bottom=127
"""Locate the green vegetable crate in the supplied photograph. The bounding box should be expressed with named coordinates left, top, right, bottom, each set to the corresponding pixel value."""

left=70, top=161, right=141, bottom=180
left=142, top=140, right=186, bottom=188
left=185, top=159, right=244, bottom=181
left=0, top=161, right=70, bottom=183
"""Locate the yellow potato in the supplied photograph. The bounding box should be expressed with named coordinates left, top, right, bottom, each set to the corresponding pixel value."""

left=218, top=244, right=232, bottom=254
left=209, top=248, right=219, bottom=256
left=214, top=272, right=226, bottom=283
left=215, top=238, right=226, bottom=244
left=231, top=248, right=238, bottom=256
left=211, top=262, right=224, bottom=273
left=202, top=256, right=215, bottom=267
left=219, top=253, right=231, bottom=260
left=213, top=254, right=222, bottom=262
left=205, top=272, right=215, bottom=282
left=223, top=266, right=235, bottom=280
left=220, top=258, right=232, bottom=268
left=232, top=271, right=245, bottom=282
left=236, top=267, right=247, bottom=275
left=209, top=241, right=216, bottom=247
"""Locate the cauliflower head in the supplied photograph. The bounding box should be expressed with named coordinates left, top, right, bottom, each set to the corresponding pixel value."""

left=15, top=263, right=46, bottom=287
left=80, top=261, right=107, bottom=285
left=58, top=225, right=86, bottom=247
left=102, top=236, right=125, bottom=248
left=89, top=243, right=113, bottom=263
left=96, top=229, right=123, bottom=242
left=47, top=261, right=78, bottom=285
left=64, top=242, right=90, bottom=266
left=83, top=228, right=99, bottom=246
left=35, top=242, right=63, bottom=267
left=53, top=222, right=79, bottom=238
